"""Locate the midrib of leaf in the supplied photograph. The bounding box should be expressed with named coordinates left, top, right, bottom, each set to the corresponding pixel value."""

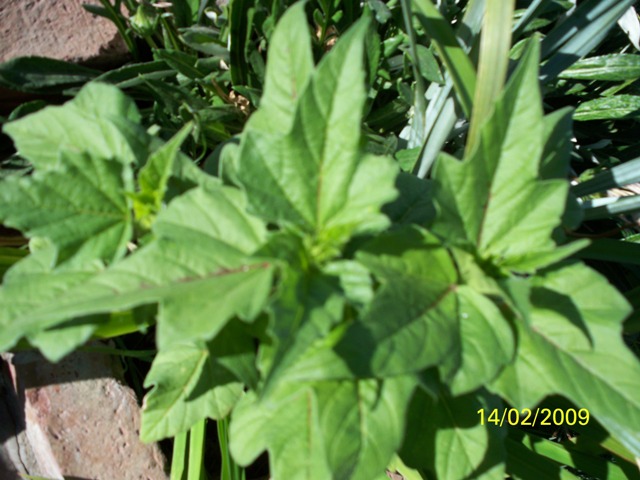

left=313, top=56, right=358, bottom=238
left=15, top=262, right=271, bottom=330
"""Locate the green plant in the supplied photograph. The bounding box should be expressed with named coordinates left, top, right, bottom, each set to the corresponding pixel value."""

left=1, top=1, right=640, bottom=479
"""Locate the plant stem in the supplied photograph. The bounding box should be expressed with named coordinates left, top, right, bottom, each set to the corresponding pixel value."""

left=400, top=0, right=427, bottom=117
left=188, top=419, right=207, bottom=480
left=171, top=430, right=188, bottom=480
left=218, top=417, right=244, bottom=480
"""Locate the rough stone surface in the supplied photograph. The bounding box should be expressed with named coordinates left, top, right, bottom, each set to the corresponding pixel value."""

left=0, top=0, right=128, bottom=65
left=0, top=349, right=168, bottom=480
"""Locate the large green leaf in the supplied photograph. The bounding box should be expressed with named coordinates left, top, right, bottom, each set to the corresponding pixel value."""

left=431, top=39, right=584, bottom=273
left=0, top=150, right=133, bottom=264
left=230, top=375, right=414, bottom=480
left=279, top=227, right=462, bottom=382
left=401, top=388, right=506, bottom=480
left=236, top=16, right=398, bottom=258
left=259, top=263, right=345, bottom=396
left=141, top=321, right=255, bottom=442
left=491, top=262, right=640, bottom=458
left=2, top=82, right=150, bottom=169
left=0, top=183, right=271, bottom=356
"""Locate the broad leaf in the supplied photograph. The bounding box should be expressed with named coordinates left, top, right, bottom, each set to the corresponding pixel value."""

left=401, top=388, right=506, bottom=480
left=236, top=16, right=398, bottom=258
left=491, top=262, right=640, bottom=458
left=0, top=150, right=133, bottom=264
left=259, top=263, right=345, bottom=395
left=141, top=321, right=255, bottom=442
left=0, top=183, right=271, bottom=355
left=285, top=227, right=461, bottom=381
left=0, top=242, right=105, bottom=355
left=3, top=82, right=150, bottom=169
left=431, top=40, right=581, bottom=273
left=230, top=376, right=414, bottom=480
left=338, top=227, right=459, bottom=378
left=450, top=286, right=515, bottom=395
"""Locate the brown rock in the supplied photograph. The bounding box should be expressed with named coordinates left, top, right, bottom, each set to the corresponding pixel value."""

left=0, top=0, right=128, bottom=66
left=0, top=349, right=168, bottom=480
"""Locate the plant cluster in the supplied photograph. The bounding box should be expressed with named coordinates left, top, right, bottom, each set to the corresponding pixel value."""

left=1, top=1, right=640, bottom=479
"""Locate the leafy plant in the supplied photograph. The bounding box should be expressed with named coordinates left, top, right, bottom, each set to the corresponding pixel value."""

left=1, top=1, right=640, bottom=479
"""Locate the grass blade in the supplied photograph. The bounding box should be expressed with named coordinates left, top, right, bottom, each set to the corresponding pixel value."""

left=218, top=416, right=245, bottom=480
left=577, top=239, right=640, bottom=266
left=572, top=157, right=640, bottom=197
left=413, top=0, right=477, bottom=118
left=466, top=0, right=515, bottom=154
left=188, top=419, right=206, bottom=480
left=171, top=430, right=189, bottom=480
left=582, top=195, right=640, bottom=220
left=540, top=0, right=635, bottom=81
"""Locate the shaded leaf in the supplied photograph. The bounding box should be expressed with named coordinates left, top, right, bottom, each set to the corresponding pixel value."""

left=491, top=262, right=640, bottom=458
left=230, top=375, right=414, bottom=480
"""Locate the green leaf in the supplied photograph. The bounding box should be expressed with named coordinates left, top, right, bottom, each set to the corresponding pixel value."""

left=180, top=27, right=229, bottom=57
left=401, top=388, right=506, bottom=480
left=324, top=227, right=460, bottom=379
left=490, top=262, right=640, bottom=458
left=517, top=431, right=637, bottom=480
left=540, top=0, right=636, bottom=81
left=0, top=183, right=271, bottom=355
left=413, top=0, right=477, bottom=118
left=154, top=49, right=207, bottom=79
left=381, top=173, right=436, bottom=227
left=431, top=39, right=578, bottom=273
left=3, top=82, right=150, bottom=169
left=540, top=107, right=574, bottom=180
left=505, top=434, right=577, bottom=480
left=141, top=321, right=255, bottom=442
left=132, top=123, right=193, bottom=230
left=0, top=56, right=99, bottom=92
left=450, top=286, right=515, bottom=395
left=577, top=238, right=640, bottom=266
left=230, top=375, right=415, bottom=480
left=92, top=60, right=174, bottom=89
left=258, top=263, right=345, bottom=394
left=0, top=243, right=105, bottom=355
left=237, top=16, right=398, bottom=258
left=466, top=0, right=515, bottom=154
left=0, top=150, right=133, bottom=264
left=572, top=157, right=640, bottom=197
left=574, top=95, right=640, bottom=121
left=251, top=2, right=314, bottom=135
left=559, top=54, right=640, bottom=81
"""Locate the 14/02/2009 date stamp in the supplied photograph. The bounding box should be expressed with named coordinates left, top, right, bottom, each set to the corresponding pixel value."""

left=477, top=408, right=590, bottom=427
